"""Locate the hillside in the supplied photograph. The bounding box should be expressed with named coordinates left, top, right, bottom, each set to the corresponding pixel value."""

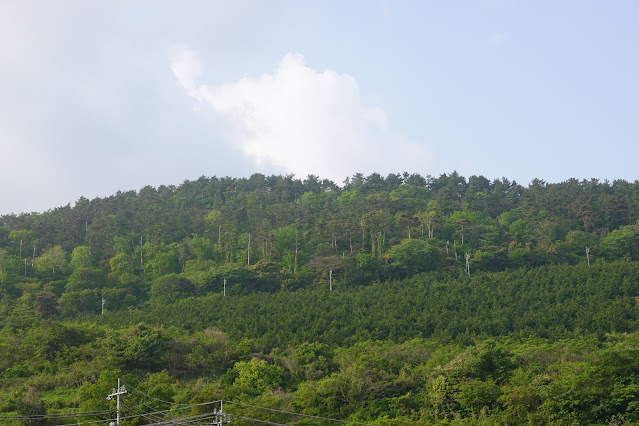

left=2, top=172, right=639, bottom=424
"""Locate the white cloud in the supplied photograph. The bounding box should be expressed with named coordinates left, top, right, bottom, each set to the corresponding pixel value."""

left=170, top=46, right=433, bottom=183
left=169, top=44, right=203, bottom=94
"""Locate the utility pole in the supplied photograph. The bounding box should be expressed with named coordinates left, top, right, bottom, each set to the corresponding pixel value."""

left=107, top=379, right=127, bottom=426
left=213, top=401, right=230, bottom=425
left=329, top=269, right=333, bottom=291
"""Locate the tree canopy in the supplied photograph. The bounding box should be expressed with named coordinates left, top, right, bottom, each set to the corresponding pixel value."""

left=2, top=172, right=639, bottom=424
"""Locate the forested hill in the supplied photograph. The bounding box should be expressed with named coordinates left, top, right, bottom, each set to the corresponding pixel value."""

left=2, top=172, right=639, bottom=287
left=4, top=172, right=639, bottom=424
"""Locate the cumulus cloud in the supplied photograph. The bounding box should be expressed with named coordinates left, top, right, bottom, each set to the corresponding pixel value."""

left=169, top=44, right=203, bottom=94
left=170, top=46, right=432, bottom=183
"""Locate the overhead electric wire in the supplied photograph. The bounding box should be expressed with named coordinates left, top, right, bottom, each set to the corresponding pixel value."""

left=4, top=381, right=379, bottom=426
left=122, top=381, right=196, bottom=407
left=55, top=396, right=207, bottom=426
left=223, top=400, right=380, bottom=426
left=121, top=399, right=167, bottom=423
left=0, top=410, right=111, bottom=421
left=143, top=410, right=228, bottom=426
left=58, top=417, right=117, bottom=426
left=223, top=413, right=289, bottom=426
left=120, top=402, right=197, bottom=419
left=130, top=396, right=177, bottom=417
left=115, top=391, right=380, bottom=426
left=119, top=396, right=225, bottom=425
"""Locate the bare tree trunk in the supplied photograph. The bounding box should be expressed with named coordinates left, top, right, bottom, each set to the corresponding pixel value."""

left=294, top=231, right=299, bottom=273
left=371, top=232, right=376, bottom=255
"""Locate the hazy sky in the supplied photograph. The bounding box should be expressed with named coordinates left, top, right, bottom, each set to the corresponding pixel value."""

left=1, top=1, right=638, bottom=214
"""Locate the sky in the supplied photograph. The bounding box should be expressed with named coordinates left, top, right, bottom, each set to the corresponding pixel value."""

left=1, top=1, right=638, bottom=214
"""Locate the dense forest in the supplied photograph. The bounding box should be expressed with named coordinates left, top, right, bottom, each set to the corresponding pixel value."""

left=2, top=172, right=639, bottom=424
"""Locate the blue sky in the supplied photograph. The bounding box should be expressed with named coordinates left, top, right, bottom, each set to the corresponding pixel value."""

left=1, top=1, right=638, bottom=214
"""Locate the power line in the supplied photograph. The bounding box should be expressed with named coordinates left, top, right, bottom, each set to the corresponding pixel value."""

left=122, top=381, right=201, bottom=407
left=142, top=410, right=229, bottom=426
left=223, top=400, right=380, bottom=426
left=223, top=413, right=289, bottom=426
left=106, top=379, right=380, bottom=426
left=121, top=400, right=167, bottom=423
left=121, top=400, right=203, bottom=418
left=0, top=410, right=111, bottom=421
left=58, top=417, right=117, bottom=426
left=4, top=381, right=382, bottom=426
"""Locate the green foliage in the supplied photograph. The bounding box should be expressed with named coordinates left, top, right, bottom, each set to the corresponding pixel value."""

left=188, top=236, right=216, bottom=262
left=34, top=291, right=58, bottom=318
left=8, top=230, right=37, bottom=257
left=102, top=324, right=168, bottom=371
left=387, top=239, right=443, bottom=277
left=59, top=289, right=101, bottom=316
left=354, top=253, right=378, bottom=284
left=509, top=219, right=529, bottom=244
left=600, top=224, right=639, bottom=260
left=143, top=243, right=180, bottom=280
left=109, top=252, right=133, bottom=276
left=70, top=245, right=93, bottom=270
left=15, top=386, right=46, bottom=426
left=228, top=358, right=284, bottom=397
left=149, top=273, right=195, bottom=305
left=198, top=263, right=254, bottom=295
left=34, top=245, right=67, bottom=276
left=65, top=267, right=106, bottom=292
left=5, top=172, right=639, bottom=422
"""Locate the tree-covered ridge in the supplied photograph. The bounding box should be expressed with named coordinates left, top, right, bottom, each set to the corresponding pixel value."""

left=2, top=172, right=639, bottom=296
left=3, top=172, right=639, bottom=424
